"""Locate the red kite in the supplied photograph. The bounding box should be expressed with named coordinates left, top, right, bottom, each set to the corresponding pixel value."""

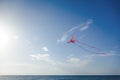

left=68, top=35, right=106, bottom=55
left=68, top=36, right=76, bottom=43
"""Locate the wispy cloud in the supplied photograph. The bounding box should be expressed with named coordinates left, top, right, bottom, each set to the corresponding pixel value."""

left=56, top=56, right=91, bottom=74
left=85, top=51, right=120, bottom=58
left=67, top=57, right=81, bottom=64
left=57, top=34, right=68, bottom=42
left=42, top=46, right=49, bottom=52
left=80, top=19, right=92, bottom=31
left=57, top=19, right=93, bottom=42
left=30, top=54, right=108, bottom=74
left=30, top=53, right=91, bottom=68
left=66, top=57, right=91, bottom=66
left=30, top=53, right=55, bottom=65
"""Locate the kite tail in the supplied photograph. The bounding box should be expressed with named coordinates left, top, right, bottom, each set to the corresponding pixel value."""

left=75, top=43, right=92, bottom=53
left=75, top=43, right=105, bottom=55
left=76, top=40, right=101, bottom=51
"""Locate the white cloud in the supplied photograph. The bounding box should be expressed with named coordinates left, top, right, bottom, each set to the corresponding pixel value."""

left=80, top=19, right=92, bottom=31
left=0, top=63, right=68, bottom=75
left=55, top=57, right=91, bottom=74
left=30, top=53, right=55, bottom=65
left=42, top=46, right=48, bottom=52
left=29, top=53, right=120, bottom=75
left=68, top=24, right=83, bottom=32
left=57, top=34, right=68, bottom=42
left=67, top=57, right=81, bottom=64
left=68, top=57, right=90, bottom=66
left=80, top=25, right=89, bottom=31
left=30, top=54, right=91, bottom=67
left=30, top=53, right=91, bottom=70
left=57, top=19, right=93, bottom=42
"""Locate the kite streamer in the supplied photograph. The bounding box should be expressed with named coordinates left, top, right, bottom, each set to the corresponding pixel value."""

left=68, top=35, right=106, bottom=55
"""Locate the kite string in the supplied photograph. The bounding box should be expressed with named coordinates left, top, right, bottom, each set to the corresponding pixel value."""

left=75, top=43, right=104, bottom=55
left=74, top=43, right=89, bottom=52
left=76, top=40, right=101, bottom=51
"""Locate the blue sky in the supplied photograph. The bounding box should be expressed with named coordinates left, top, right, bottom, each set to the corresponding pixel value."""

left=0, top=0, right=120, bottom=75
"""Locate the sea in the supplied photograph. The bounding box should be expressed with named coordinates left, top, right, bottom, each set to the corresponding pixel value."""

left=0, top=75, right=120, bottom=80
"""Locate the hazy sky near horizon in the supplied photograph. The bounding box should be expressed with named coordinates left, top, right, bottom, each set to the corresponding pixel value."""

left=0, top=0, right=120, bottom=75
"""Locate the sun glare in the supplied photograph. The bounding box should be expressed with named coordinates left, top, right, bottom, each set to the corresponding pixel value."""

left=0, top=27, right=10, bottom=49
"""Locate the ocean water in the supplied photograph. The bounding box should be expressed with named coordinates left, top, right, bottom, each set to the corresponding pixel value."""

left=0, top=75, right=120, bottom=80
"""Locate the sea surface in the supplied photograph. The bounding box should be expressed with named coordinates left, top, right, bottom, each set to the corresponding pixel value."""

left=0, top=75, right=120, bottom=80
